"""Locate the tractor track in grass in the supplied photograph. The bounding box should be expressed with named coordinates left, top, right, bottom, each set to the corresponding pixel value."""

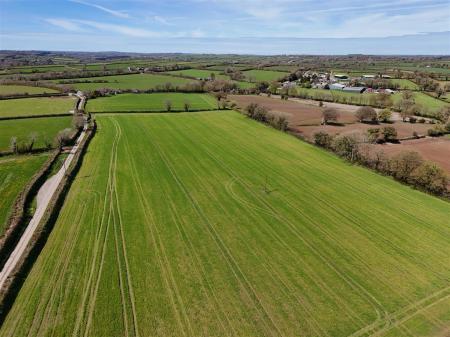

left=147, top=123, right=283, bottom=337
left=205, top=119, right=449, bottom=336
left=162, top=122, right=336, bottom=336
left=72, top=120, right=119, bottom=337
left=122, top=123, right=238, bottom=337
left=189, top=118, right=387, bottom=326
left=170, top=118, right=376, bottom=335
left=120, top=118, right=194, bottom=337
left=194, top=114, right=450, bottom=336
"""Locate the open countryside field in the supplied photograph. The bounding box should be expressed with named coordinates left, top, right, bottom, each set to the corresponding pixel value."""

left=50, top=74, right=196, bottom=91
left=0, top=116, right=72, bottom=151
left=0, top=153, right=49, bottom=234
left=1, top=112, right=450, bottom=337
left=166, top=69, right=229, bottom=80
left=86, top=93, right=218, bottom=112
left=0, top=96, right=75, bottom=119
left=389, top=79, right=419, bottom=90
left=244, top=69, right=289, bottom=82
left=0, top=85, right=59, bottom=96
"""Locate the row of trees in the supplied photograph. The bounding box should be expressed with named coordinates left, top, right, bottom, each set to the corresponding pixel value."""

left=7, top=114, right=84, bottom=154
left=314, top=132, right=448, bottom=196
left=244, top=103, right=289, bottom=131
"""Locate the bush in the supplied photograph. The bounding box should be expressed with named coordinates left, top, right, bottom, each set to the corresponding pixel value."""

left=314, top=132, right=333, bottom=148
left=418, top=118, right=426, bottom=123
left=245, top=103, right=259, bottom=118
left=427, top=125, right=445, bottom=137
left=332, top=135, right=359, bottom=161
left=378, top=109, right=392, bottom=122
left=409, top=116, right=417, bottom=123
left=381, top=126, right=398, bottom=142
left=367, top=128, right=382, bottom=143
left=389, top=151, right=423, bottom=182
left=409, top=162, right=448, bottom=195
left=322, top=108, right=340, bottom=125
left=355, top=106, right=377, bottom=123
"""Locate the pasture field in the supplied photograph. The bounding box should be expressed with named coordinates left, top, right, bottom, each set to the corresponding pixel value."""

left=293, top=87, right=448, bottom=114
left=389, top=79, right=419, bottom=90
left=0, top=96, right=76, bottom=119
left=0, top=153, right=49, bottom=234
left=244, top=69, right=289, bottom=82
left=86, top=93, right=218, bottom=112
left=0, top=85, right=59, bottom=96
left=392, top=91, right=449, bottom=113
left=166, top=69, right=229, bottom=80
left=51, top=74, right=196, bottom=91
left=0, top=116, right=72, bottom=151
left=165, top=69, right=255, bottom=89
left=1, top=112, right=450, bottom=337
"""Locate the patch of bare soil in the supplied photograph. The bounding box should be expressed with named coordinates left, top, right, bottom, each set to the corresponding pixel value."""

left=229, top=94, right=357, bottom=125
left=370, top=137, right=450, bottom=175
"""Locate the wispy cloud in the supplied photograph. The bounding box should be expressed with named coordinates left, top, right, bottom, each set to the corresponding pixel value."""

left=45, top=18, right=84, bottom=31
left=69, top=0, right=130, bottom=18
left=45, top=18, right=205, bottom=38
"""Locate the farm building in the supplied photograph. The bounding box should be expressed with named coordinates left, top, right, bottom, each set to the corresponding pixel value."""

left=363, top=74, right=376, bottom=79
left=343, top=86, right=367, bottom=93
left=334, top=74, right=348, bottom=80
left=329, top=83, right=346, bottom=90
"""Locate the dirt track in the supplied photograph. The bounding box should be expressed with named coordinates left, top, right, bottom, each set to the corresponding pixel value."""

left=0, top=124, right=87, bottom=291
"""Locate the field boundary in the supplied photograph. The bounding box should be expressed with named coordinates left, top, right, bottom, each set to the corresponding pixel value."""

left=0, top=121, right=96, bottom=323
left=0, top=150, right=60, bottom=269
left=0, top=93, right=67, bottom=100
left=0, top=113, right=73, bottom=121
left=88, top=108, right=225, bottom=114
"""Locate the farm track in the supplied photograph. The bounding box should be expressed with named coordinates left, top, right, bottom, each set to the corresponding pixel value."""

left=1, top=112, right=449, bottom=337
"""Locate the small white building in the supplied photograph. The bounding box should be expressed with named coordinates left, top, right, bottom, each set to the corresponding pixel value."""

left=329, top=83, right=346, bottom=90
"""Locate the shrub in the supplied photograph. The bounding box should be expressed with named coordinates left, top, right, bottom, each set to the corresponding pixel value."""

left=253, top=106, right=269, bottom=122
left=245, top=103, right=259, bottom=118
left=409, top=162, right=448, bottom=195
left=355, top=106, right=377, bottom=123
left=378, top=109, right=392, bottom=122
left=322, top=108, right=340, bottom=125
left=314, top=132, right=333, bottom=148
left=409, top=116, right=417, bottom=123
left=381, top=126, right=398, bottom=142
left=427, top=125, right=445, bottom=137
left=389, top=151, right=423, bottom=182
left=9, top=137, right=17, bottom=154
left=332, top=135, right=359, bottom=161
left=418, top=118, right=426, bottom=123
left=367, top=128, right=382, bottom=143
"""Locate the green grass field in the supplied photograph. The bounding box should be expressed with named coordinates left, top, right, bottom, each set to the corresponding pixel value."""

left=244, top=69, right=289, bottom=82
left=0, top=96, right=75, bottom=118
left=0, top=85, right=59, bottom=96
left=86, top=93, right=218, bottom=112
left=0, top=116, right=72, bottom=152
left=51, top=74, right=196, bottom=91
left=389, top=79, right=419, bottom=90
left=1, top=111, right=449, bottom=337
left=0, top=153, right=49, bottom=234
left=166, top=69, right=229, bottom=80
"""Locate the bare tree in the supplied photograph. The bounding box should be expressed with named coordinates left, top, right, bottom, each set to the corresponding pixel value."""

left=165, top=100, right=172, bottom=112
left=184, top=100, right=191, bottom=112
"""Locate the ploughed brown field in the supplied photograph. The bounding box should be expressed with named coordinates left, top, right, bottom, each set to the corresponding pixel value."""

left=230, top=94, right=450, bottom=176
left=229, top=94, right=357, bottom=125
left=230, top=95, right=431, bottom=140
left=371, top=137, right=450, bottom=176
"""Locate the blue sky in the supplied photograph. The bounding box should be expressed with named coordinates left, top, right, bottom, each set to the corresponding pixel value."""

left=1, top=0, right=450, bottom=54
